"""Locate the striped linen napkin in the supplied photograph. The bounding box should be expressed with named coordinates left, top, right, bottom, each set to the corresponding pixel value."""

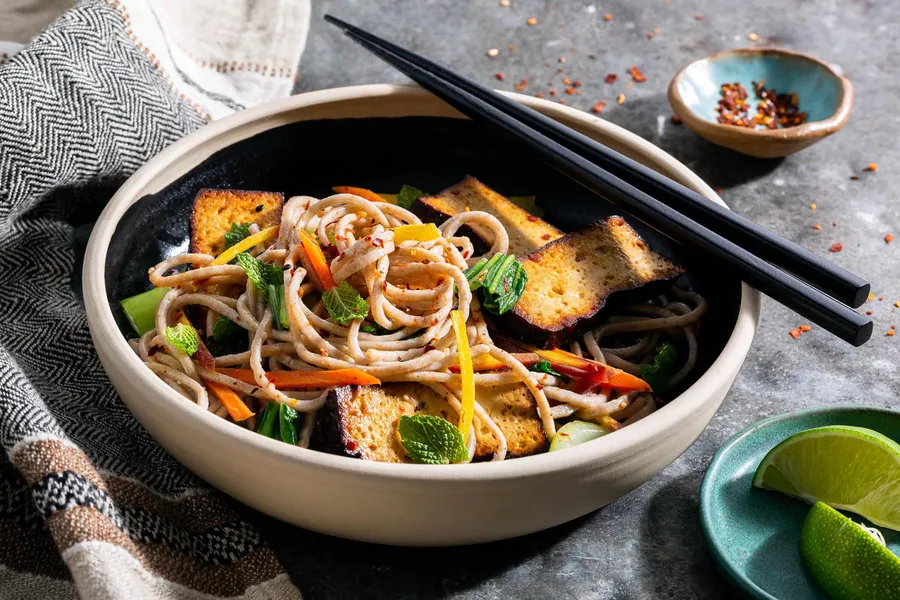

left=0, top=0, right=309, bottom=597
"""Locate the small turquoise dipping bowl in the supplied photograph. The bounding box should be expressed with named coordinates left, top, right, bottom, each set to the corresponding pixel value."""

left=669, top=48, right=853, bottom=158
left=700, top=405, right=900, bottom=599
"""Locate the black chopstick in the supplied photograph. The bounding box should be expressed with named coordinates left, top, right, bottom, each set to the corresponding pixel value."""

left=325, top=16, right=872, bottom=346
left=324, top=15, right=869, bottom=310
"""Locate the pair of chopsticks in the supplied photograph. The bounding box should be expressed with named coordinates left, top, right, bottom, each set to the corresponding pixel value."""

left=325, top=16, right=873, bottom=346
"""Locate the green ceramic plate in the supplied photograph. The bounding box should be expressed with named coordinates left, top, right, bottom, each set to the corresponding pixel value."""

left=700, top=405, right=900, bottom=599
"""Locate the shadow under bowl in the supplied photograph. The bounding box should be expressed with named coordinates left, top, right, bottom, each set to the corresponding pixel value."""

left=668, top=47, right=853, bottom=158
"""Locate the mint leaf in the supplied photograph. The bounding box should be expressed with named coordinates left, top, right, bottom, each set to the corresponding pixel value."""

left=207, top=317, right=248, bottom=357
left=640, top=342, right=678, bottom=393
left=398, top=415, right=469, bottom=464
left=165, top=323, right=200, bottom=356
left=530, top=360, right=561, bottom=377
left=224, top=222, right=252, bottom=250
left=396, top=185, right=426, bottom=209
left=235, top=253, right=283, bottom=293
left=322, top=281, right=369, bottom=325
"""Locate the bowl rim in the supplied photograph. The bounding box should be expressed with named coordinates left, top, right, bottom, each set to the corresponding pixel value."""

left=83, top=83, right=760, bottom=483
left=699, top=404, right=900, bottom=600
left=668, top=46, right=854, bottom=142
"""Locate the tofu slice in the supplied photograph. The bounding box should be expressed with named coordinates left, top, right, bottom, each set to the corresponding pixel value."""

left=412, top=176, right=563, bottom=256
left=190, top=188, right=284, bottom=255
left=506, top=216, right=682, bottom=348
left=315, top=382, right=548, bottom=462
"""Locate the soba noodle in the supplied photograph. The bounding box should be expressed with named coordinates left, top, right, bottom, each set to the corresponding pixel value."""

left=133, top=192, right=706, bottom=461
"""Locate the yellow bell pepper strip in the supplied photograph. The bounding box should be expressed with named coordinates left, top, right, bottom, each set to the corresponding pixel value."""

left=391, top=223, right=441, bottom=243
left=450, top=310, right=475, bottom=436
left=331, top=186, right=389, bottom=204
left=206, top=381, right=255, bottom=421
left=211, top=225, right=279, bottom=266
left=178, top=314, right=216, bottom=371
left=216, top=368, right=380, bottom=389
left=449, top=352, right=539, bottom=373
left=298, top=230, right=337, bottom=291
left=377, top=193, right=398, bottom=204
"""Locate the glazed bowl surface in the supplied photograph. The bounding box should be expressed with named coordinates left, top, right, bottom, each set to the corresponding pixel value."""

left=83, top=84, right=760, bottom=545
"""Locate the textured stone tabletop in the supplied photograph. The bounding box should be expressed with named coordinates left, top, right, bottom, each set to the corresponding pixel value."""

left=263, top=1, right=900, bottom=598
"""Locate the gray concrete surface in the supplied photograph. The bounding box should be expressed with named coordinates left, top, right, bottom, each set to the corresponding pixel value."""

left=261, top=1, right=899, bottom=598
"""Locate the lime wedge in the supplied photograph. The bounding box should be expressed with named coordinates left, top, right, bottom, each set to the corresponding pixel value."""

left=752, top=425, right=900, bottom=530
left=800, top=502, right=900, bottom=600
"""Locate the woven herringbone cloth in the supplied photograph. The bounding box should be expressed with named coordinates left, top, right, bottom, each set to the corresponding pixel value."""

left=0, top=1, right=306, bottom=597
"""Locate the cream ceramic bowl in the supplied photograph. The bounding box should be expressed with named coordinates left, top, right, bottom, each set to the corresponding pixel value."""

left=83, top=84, right=760, bottom=546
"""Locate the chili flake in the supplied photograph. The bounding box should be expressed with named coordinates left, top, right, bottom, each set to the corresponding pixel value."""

left=748, top=32, right=759, bottom=41
left=604, top=13, right=613, bottom=21
left=671, top=114, right=682, bottom=124
left=866, top=310, right=873, bottom=316
left=592, top=101, right=607, bottom=114
left=535, top=92, right=545, bottom=98
left=527, top=17, right=537, bottom=25
left=549, top=89, right=558, bottom=96
left=494, top=72, right=505, bottom=81
left=558, top=99, right=566, bottom=104
left=886, top=234, right=895, bottom=243
left=694, top=14, right=705, bottom=20
left=812, top=224, right=821, bottom=230
left=800, top=325, right=811, bottom=332
left=487, top=48, right=499, bottom=57
left=829, top=242, right=843, bottom=253
left=604, top=73, right=618, bottom=84
left=563, top=77, right=571, bottom=85
left=850, top=175, right=860, bottom=180
left=565, top=87, right=574, bottom=95
left=810, top=203, right=817, bottom=210
left=573, top=80, right=582, bottom=87
left=508, top=44, right=516, bottom=51
left=558, top=56, right=566, bottom=63
left=869, top=293, right=876, bottom=302
left=617, top=93, right=626, bottom=104
left=630, top=66, right=647, bottom=82
left=867, top=163, right=878, bottom=172
left=789, top=328, right=802, bottom=339
left=499, top=0, right=510, bottom=5
left=888, top=330, right=896, bottom=337
left=647, top=32, right=654, bottom=39
left=895, top=301, right=900, bottom=308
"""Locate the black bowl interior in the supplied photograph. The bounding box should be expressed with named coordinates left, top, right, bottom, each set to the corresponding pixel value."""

left=107, top=116, right=742, bottom=398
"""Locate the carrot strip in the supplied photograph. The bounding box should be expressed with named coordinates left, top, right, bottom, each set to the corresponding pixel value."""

left=216, top=368, right=380, bottom=389
left=331, top=186, right=389, bottom=204
left=607, top=370, right=652, bottom=392
left=206, top=381, right=254, bottom=421
left=451, top=310, right=475, bottom=436
left=298, top=230, right=337, bottom=291
left=211, top=225, right=279, bottom=266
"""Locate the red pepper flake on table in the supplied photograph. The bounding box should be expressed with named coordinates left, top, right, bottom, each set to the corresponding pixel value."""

left=487, top=48, right=499, bottom=57
left=605, top=73, right=618, bottom=84
left=617, top=93, right=626, bottom=104
left=867, top=163, right=878, bottom=172
left=592, top=101, right=607, bottom=114
left=829, top=242, right=843, bottom=253
left=748, top=32, right=759, bottom=41
left=671, top=114, right=682, bottom=124
left=526, top=17, right=537, bottom=26
left=630, top=66, right=647, bottom=82
left=789, top=328, right=802, bottom=339
left=812, top=224, right=821, bottom=230
left=810, top=203, right=817, bottom=210
left=604, top=13, right=613, bottom=21
left=800, top=325, right=811, bottom=332
left=888, top=330, right=896, bottom=337
left=886, top=233, right=895, bottom=243
left=694, top=14, right=705, bottom=20
left=499, top=0, right=510, bottom=6
left=494, top=72, right=505, bottom=81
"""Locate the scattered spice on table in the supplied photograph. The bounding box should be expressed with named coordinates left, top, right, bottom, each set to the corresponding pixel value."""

left=671, top=114, right=682, bottom=124
left=563, top=77, right=571, bottom=85
left=527, top=17, right=537, bottom=26
left=810, top=203, right=817, bottom=210
left=605, top=73, right=617, bottom=84
left=604, top=13, right=613, bottom=21
left=866, top=310, right=873, bottom=316
left=558, top=99, right=566, bottom=104
left=558, top=56, right=566, bottom=63
left=626, top=82, right=633, bottom=89
left=617, top=93, right=626, bottom=104
left=895, top=301, right=900, bottom=308
left=886, top=233, right=895, bottom=243
left=647, top=32, right=655, bottom=39
left=869, top=293, right=876, bottom=302
left=494, top=72, right=505, bottom=81
left=630, top=66, right=647, bottom=82
left=867, top=163, right=877, bottom=172
left=829, top=242, right=843, bottom=253
left=487, top=48, right=499, bottom=57
left=748, top=32, right=759, bottom=41
left=800, top=325, right=811, bottom=332
left=535, top=92, right=544, bottom=98
left=694, top=14, right=705, bottom=20
left=592, top=101, right=607, bottom=113
left=812, top=224, right=821, bottom=230
left=880, top=295, right=885, bottom=301
left=850, top=175, right=860, bottom=180
left=888, top=330, right=896, bottom=337
left=573, top=79, right=582, bottom=87
left=499, top=0, right=510, bottom=6
left=789, top=328, right=802, bottom=339
left=508, top=44, right=516, bottom=51
left=549, top=89, right=557, bottom=96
